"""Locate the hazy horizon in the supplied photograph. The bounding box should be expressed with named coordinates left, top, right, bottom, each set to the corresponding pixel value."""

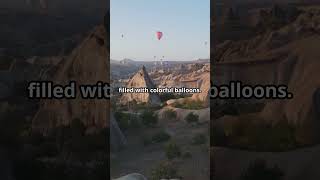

left=111, top=57, right=210, bottom=62
left=110, top=0, right=210, bottom=61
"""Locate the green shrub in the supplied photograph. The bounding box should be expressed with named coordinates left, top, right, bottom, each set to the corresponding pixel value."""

left=185, top=112, right=199, bottom=124
left=240, top=159, right=284, bottom=180
left=114, top=111, right=130, bottom=130
left=114, top=111, right=140, bottom=130
left=165, top=141, right=181, bottom=160
left=141, top=110, right=158, bottom=127
left=142, top=131, right=171, bottom=146
left=152, top=131, right=171, bottom=143
left=150, top=161, right=180, bottom=180
left=163, top=109, right=177, bottom=120
left=192, top=133, right=207, bottom=145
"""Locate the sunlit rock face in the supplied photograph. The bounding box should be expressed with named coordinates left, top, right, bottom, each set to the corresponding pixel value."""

left=120, top=66, right=161, bottom=106
left=32, top=25, right=109, bottom=134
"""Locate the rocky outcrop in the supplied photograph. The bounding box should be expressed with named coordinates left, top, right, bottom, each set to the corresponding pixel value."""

left=192, top=72, right=210, bottom=106
left=259, top=36, right=320, bottom=142
left=32, top=25, right=109, bottom=134
left=213, top=9, right=320, bottom=143
left=214, top=9, right=320, bottom=63
left=120, top=66, right=161, bottom=106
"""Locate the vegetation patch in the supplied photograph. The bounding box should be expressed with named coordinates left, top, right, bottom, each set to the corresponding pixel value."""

left=141, top=110, right=158, bottom=127
left=117, top=100, right=162, bottom=111
left=191, top=133, right=207, bottom=145
left=173, top=99, right=206, bottom=110
left=165, top=141, right=182, bottom=160
left=114, top=111, right=140, bottom=131
left=152, top=131, right=171, bottom=143
left=150, top=161, right=180, bottom=180
left=143, top=131, right=171, bottom=146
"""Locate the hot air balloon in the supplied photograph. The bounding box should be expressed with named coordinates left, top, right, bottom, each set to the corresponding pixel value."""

left=156, top=31, right=163, bottom=40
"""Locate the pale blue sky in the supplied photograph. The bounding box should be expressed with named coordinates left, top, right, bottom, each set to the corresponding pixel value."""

left=110, top=0, right=210, bottom=61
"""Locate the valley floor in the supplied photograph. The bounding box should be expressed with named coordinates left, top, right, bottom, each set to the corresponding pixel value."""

left=110, top=114, right=210, bottom=180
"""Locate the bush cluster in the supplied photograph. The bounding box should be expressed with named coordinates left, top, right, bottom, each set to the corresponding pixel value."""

left=150, top=161, right=180, bottom=180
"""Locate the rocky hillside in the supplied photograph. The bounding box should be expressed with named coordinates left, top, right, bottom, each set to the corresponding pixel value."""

left=32, top=25, right=109, bottom=134
left=213, top=8, right=320, bottom=144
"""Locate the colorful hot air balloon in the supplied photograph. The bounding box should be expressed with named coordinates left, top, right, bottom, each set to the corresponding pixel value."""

left=156, top=31, right=163, bottom=40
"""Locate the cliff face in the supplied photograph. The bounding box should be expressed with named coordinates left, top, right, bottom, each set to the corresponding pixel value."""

left=260, top=36, right=320, bottom=142
left=32, top=25, right=109, bottom=134
left=213, top=9, right=320, bottom=143
left=120, top=66, right=161, bottom=106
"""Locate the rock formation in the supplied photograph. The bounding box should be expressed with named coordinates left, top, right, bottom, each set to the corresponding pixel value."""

left=213, top=9, right=320, bottom=143
left=120, top=66, right=161, bottom=106
left=32, top=25, right=109, bottom=134
left=192, top=72, right=210, bottom=106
